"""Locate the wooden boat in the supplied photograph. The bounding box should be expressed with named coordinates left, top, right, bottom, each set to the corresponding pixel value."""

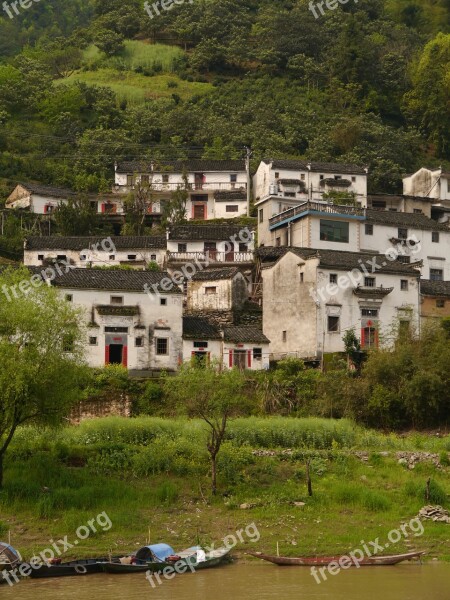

left=247, top=550, right=425, bottom=566
left=100, top=544, right=231, bottom=574
left=27, top=557, right=120, bottom=579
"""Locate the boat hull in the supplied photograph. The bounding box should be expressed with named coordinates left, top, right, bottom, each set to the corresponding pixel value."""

left=28, top=558, right=115, bottom=579
left=248, top=551, right=425, bottom=567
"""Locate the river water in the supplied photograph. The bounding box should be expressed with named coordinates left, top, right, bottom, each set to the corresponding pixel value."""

left=1, top=563, right=449, bottom=600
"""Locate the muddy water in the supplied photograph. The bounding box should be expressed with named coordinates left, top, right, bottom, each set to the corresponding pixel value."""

left=1, top=562, right=449, bottom=600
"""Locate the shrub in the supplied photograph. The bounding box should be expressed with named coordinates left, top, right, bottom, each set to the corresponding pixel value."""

left=156, top=481, right=179, bottom=505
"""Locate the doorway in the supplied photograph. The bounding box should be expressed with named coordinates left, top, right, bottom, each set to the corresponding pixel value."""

left=233, top=350, right=247, bottom=370
left=109, top=344, right=123, bottom=364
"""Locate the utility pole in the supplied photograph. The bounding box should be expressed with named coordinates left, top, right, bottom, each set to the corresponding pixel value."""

left=245, top=146, right=252, bottom=218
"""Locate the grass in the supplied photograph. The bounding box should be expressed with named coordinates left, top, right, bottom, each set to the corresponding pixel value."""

left=82, top=41, right=185, bottom=72
left=1, top=418, right=449, bottom=561
left=55, top=69, right=213, bottom=104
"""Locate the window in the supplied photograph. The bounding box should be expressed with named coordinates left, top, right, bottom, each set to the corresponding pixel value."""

left=63, top=334, right=75, bottom=353
left=300, top=272, right=304, bottom=283
left=397, top=256, right=411, bottom=264
left=320, top=175, right=324, bottom=180
left=365, top=224, right=373, bottom=236
left=253, top=348, right=262, bottom=360
left=364, top=277, right=375, bottom=287
left=413, top=209, right=422, bottom=214
left=194, top=341, right=208, bottom=348
left=371, top=200, right=386, bottom=209
left=274, top=172, right=279, bottom=179
left=226, top=205, right=239, bottom=212
left=282, top=331, right=287, bottom=342
left=400, top=280, right=409, bottom=291
left=110, top=296, right=124, bottom=305
left=329, top=274, right=337, bottom=284
left=105, top=327, right=128, bottom=333
left=284, top=192, right=296, bottom=197
left=89, top=337, right=98, bottom=346
left=160, top=298, right=167, bottom=306
left=178, top=243, right=187, bottom=253
left=56, top=255, right=67, bottom=261
left=109, top=254, right=115, bottom=260
left=80, top=254, right=86, bottom=261
left=162, top=173, right=169, bottom=183
left=239, top=243, right=248, bottom=252
left=398, top=228, right=408, bottom=240
left=351, top=176, right=356, bottom=182
left=65, top=294, right=73, bottom=302
left=141, top=174, right=149, bottom=184
left=156, top=338, right=168, bottom=355
left=361, top=308, right=378, bottom=317
left=430, top=269, right=443, bottom=281
left=38, top=254, right=44, bottom=260
left=320, top=220, right=349, bottom=243
left=128, top=254, right=137, bottom=260
left=126, top=175, right=133, bottom=186
left=151, top=254, right=157, bottom=261
left=328, top=316, right=340, bottom=333
left=432, top=232, right=440, bottom=243
left=230, top=174, right=237, bottom=183
left=436, top=299, right=445, bottom=308
left=135, top=337, right=143, bottom=347
left=259, top=209, right=264, bottom=223
left=205, top=286, right=217, bottom=295
left=334, top=175, right=342, bottom=180
left=301, top=174, right=305, bottom=181
left=362, top=327, right=377, bottom=348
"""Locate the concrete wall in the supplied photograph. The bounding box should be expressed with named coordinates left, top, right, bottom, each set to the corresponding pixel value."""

left=187, top=274, right=248, bottom=312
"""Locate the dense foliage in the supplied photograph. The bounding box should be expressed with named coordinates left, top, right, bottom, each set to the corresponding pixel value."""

left=0, top=0, right=449, bottom=204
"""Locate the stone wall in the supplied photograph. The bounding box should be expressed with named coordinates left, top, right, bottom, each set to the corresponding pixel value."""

left=70, top=393, right=132, bottom=424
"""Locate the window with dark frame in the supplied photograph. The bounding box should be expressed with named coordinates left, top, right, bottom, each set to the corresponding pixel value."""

left=38, top=254, right=44, bottom=260
left=300, top=272, right=304, bottom=283
left=89, top=337, right=97, bottom=346
left=398, top=228, right=408, bottom=240
left=397, top=255, right=411, bottom=264
left=110, top=296, right=124, bottom=305
left=156, top=338, right=168, bottom=355
left=430, top=269, right=443, bottom=281
left=151, top=254, right=157, bottom=261
left=193, top=341, right=208, bottom=348
left=365, top=224, right=374, bottom=235
left=436, top=298, right=445, bottom=308
left=205, top=286, right=217, bottom=295
left=329, top=274, right=338, bottom=284
left=259, top=209, right=264, bottom=223
left=400, top=280, right=408, bottom=291
left=253, top=348, right=262, bottom=360
left=282, top=331, right=287, bottom=342
left=162, top=174, right=169, bottom=183
left=160, top=298, right=167, bottom=306
left=178, top=243, right=187, bottom=253
left=128, top=254, right=137, bottom=260
left=65, top=294, right=73, bottom=302
left=320, top=220, right=349, bottom=243
left=432, top=232, right=440, bottom=243
left=361, top=308, right=378, bottom=317
left=110, top=254, right=115, bottom=260
left=364, top=277, right=375, bottom=287
left=328, top=316, right=340, bottom=333
left=226, top=205, right=239, bottom=212
left=135, top=337, right=143, bottom=347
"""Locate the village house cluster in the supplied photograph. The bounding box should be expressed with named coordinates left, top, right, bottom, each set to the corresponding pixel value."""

left=4, top=161, right=450, bottom=372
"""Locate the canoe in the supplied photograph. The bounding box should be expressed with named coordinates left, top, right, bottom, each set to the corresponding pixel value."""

left=0, top=542, right=21, bottom=584
left=98, top=543, right=176, bottom=574
left=145, top=546, right=232, bottom=574
left=247, top=550, right=425, bottom=566
left=27, top=557, right=121, bottom=579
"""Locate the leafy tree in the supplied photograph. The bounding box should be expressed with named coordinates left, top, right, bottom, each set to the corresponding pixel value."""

left=161, top=170, right=189, bottom=227
left=0, top=267, right=88, bottom=488
left=164, top=364, right=250, bottom=494
left=53, top=194, right=99, bottom=235
left=94, top=29, right=125, bottom=57
left=123, top=178, right=156, bottom=236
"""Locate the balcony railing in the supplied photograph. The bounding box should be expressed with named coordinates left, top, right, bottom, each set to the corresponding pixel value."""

left=269, top=201, right=365, bottom=227
left=114, top=182, right=247, bottom=194
left=167, top=251, right=254, bottom=264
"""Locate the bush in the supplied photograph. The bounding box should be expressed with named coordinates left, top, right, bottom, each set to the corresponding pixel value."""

left=156, top=481, right=179, bottom=505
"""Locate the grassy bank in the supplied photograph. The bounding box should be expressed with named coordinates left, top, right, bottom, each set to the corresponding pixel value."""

left=0, top=418, right=449, bottom=562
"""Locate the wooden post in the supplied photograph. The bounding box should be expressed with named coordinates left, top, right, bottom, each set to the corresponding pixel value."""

left=425, top=477, right=431, bottom=502
left=306, top=459, right=313, bottom=497
left=276, top=542, right=279, bottom=557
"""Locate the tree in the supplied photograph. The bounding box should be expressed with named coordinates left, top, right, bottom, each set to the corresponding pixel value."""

left=0, top=267, right=88, bottom=488
left=343, top=328, right=366, bottom=373
left=123, top=178, right=155, bottom=236
left=164, top=365, right=250, bottom=495
left=53, top=194, right=99, bottom=235
left=162, top=171, right=189, bottom=227
left=94, top=29, right=125, bottom=57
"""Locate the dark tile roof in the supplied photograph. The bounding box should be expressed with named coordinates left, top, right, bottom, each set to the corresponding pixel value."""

left=263, top=159, right=367, bottom=175
left=192, top=267, right=241, bottom=281
left=223, top=326, right=270, bottom=344
left=169, top=224, right=252, bottom=241
left=28, top=268, right=182, bottom=293
left=368, top=194, right=435, bottom=204
left=258, top=246, right=420, bottom=275
left=366, top=209, right=449, bottom=231
left=17, top=183, right=77, bottom=198
left=420, top=280, right=450, bottom=298
left=183, top=316, right=222, bottom=340
left=25, top=236, right=167, bottom=251
left=214, top=190, right=247, bottom=202
left=116, top=160, right=245, bottom=173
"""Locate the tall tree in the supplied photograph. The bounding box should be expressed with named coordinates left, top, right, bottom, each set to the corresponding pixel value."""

left=0, top=267, right=88, bottom=488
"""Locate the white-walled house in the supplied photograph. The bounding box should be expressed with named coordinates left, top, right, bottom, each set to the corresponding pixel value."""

left=253, top=160, right=368, bottom=206
left=42, top=269, right=183, bottom=373
left=187, top=267, right=249, bottom=312
left=257, top=200, right=450, bottom=280
left=182, top=317, right=270, bottom=370
left=114, top=160, right=248, bottom=220
left=6, top=183, right=76, bottom=214
left=403, top=167, right=450, bottom=203
left=24, top=236, right=167, bottom=269
left=167, top=224, right=255, bottom=268
left=260, top=248, right=420, bottom=360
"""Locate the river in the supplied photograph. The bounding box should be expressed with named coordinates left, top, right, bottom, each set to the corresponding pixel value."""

left=1, top=563, right=449, bottom=599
